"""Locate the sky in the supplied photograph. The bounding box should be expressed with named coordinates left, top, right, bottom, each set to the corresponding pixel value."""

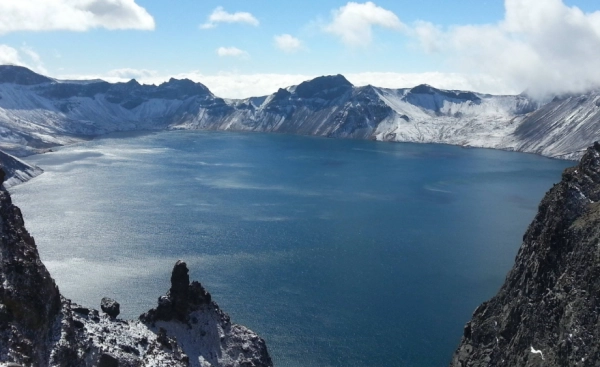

left=1, top=0, right=600, bottom=99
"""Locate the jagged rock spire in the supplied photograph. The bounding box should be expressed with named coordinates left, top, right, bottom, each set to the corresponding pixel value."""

left=141, top=260, right=211, bottom=324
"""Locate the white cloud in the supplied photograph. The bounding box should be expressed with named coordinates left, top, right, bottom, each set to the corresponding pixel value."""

left=346, top=72, right=516, bottom=95
left=179, top=72, right=515, bottom=99
left=196, top=73, right=313, bottom=98
left=274, top=34, right=303, bottom=53
left=57, top=71, right=315, bottom=98
left=20, top=45, right=48, bottom=74
left=200, top=7, right=259, bottom=29
left=216, top=47, right=248, bottom=58
left=0, top=0, right=155, bottom=34
left=0, top=44, right=48, bottom=75
left=324, top=2, right=405, bottom=46
left=411, top=0, right=600, bottom=99
left=57, top=69, right=517, bottom=99
left=412, top=21, right=443, bottom=54
left=106, top=68, right=158, bottom=80
left=0, top=45, right=23, bottom=66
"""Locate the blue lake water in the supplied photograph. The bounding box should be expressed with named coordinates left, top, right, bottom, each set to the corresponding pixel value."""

left=10, top=131, right=572, bottom=367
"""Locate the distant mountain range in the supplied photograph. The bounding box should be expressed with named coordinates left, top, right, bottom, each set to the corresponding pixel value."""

left=1, top=64, right=599, bottom=179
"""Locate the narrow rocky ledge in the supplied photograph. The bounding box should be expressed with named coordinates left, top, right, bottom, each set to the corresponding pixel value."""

left=0, top=171, right=272, bottom=367
left=451, top=142, right=600, bottom=366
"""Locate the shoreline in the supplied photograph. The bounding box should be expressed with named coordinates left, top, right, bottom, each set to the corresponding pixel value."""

left=8, top=128, right=578, bottom=189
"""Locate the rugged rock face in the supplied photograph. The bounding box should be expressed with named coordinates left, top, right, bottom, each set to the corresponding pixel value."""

left=100, top=297, right=121, bottom=318
left=450, top=142, right=600, bottom=366
left=0, top=65, right=53, bottom=85
left=0, top=169, right=61, bottom=366
left=511, top=93, right=600, bottom=159
left=141, top=260, right=211, bottom=323
left=141, top=261, right=272, bottom=367
left=1, top=65, right=598, bottom=160
left=0, top=170, right=272, bottom=367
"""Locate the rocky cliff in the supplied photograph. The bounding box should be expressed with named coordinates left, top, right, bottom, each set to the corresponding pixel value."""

left=1, top=65, right=598, bottom=160
left=0, top=171, right=272, bottom=367
left=451, top=142, right=600, bottom=366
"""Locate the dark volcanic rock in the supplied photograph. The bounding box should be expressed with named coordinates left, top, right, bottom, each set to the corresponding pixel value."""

left=41, top=76, right=213, bottom=109
left=0, top=168, right=61, bottom=365
left=97, top=353, right=119, bottom=367
left=170, top=260, right=191, bottom=320
left=141, top=260, right=212, bottom=323
left=100, top=297, right=120, bottom=318
left=0, top=65, right=53, bottom=85
left=294, top=74, right=353, bottom=100
left=409, top=84, right=481, bottom=102
left=41, top=81, right=111, bottom=100
left=100, top=78, right=213, bottom=109
left=155, top=78, right=212, bottom=100
left=450, top=142, right=600, bottom=367
left=140, top=262, right=271, bottom=367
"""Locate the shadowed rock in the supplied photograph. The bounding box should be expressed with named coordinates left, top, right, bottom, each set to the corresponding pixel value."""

left=141, top=260, right=211, bottom=323
left=0, top=167, right=62, bottom=366
left=450, top=142, right=600, bottom=366
left=100, top=297, right=120, bottom=318
left=0, top=65, right=53, bottom=85
left=140, top=261, right=271, bottom=367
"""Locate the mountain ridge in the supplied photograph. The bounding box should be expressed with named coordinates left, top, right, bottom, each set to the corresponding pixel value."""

left=0, top=65, right=597, bottom=166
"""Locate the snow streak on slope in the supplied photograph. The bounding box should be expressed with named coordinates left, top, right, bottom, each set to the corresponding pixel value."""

left=373, top=86, right=536, bottom=150
left=509, top=94, right=600, bottom=159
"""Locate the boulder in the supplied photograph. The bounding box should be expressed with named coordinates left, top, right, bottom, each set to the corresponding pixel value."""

left=100, top=297, right=120, bottom=318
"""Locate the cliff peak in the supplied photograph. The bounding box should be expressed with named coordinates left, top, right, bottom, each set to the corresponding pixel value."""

left=451, top=142, right=600, bottom=366
left=0, top=65, right=54, bottom=86
left=294, top=74, right=353, bottom=99
left=141, top=261, right=212, bottom=324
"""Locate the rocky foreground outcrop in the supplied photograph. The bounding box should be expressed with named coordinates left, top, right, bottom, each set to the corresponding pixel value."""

left=0, top=172, right=272, bottom=367
left=451, top=142, right=600, bottom=366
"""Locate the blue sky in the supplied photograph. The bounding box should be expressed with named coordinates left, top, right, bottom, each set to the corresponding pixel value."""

left=1, top=0, right=600, bottom=98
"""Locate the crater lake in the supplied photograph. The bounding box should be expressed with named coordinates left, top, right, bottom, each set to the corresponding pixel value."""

left=10, top=131, right=572, bottom=367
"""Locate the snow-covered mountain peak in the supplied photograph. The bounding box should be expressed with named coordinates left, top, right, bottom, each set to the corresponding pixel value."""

left=0, top=65, right=54, bottom=85
left=294, top=74, right=353, bottom=100
left=160, top=78, right=211, bottom=94
left=0, top=65, right=596, bottom=161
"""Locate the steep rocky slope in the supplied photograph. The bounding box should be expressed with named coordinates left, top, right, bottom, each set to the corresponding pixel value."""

left=509, top=94, right=600, bottom=160
left=0, top=150, right=43, bottom=187
left=451, top=142, right=600, bottom=366
left=1, top=65, right=598, bottom=160
left=0, top=171, right=272, bottom=367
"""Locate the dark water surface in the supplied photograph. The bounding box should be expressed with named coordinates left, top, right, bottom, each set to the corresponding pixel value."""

left=11, top=131, right=572, bottom=367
